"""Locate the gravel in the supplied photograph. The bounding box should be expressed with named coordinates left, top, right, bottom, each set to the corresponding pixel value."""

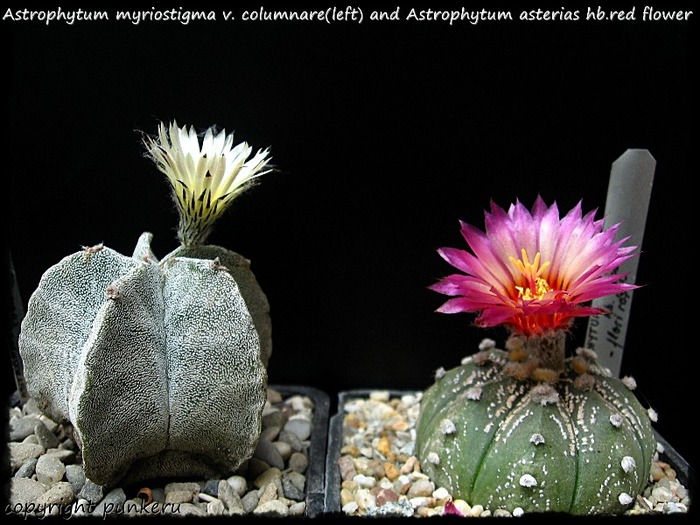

left=336, top=391, right=691, bottom=517
left=5, top=388, right=313, bottom=518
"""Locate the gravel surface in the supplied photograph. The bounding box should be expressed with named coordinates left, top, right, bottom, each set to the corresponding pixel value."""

left=6, top=388, right=313, bottom=518
left=337, top=390, right=691, bottom=517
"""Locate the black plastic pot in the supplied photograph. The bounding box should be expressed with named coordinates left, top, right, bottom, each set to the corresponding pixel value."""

left=324, top=389, right=692, bottom=516
left=272, top=384, right=329, bottom=518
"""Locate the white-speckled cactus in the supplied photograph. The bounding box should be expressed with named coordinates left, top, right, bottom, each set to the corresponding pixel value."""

left=19, top=121, right=274, bottom=487
left=416, top=198, right=658, bottom=515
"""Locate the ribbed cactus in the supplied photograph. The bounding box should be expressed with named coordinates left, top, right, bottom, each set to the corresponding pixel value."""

left=418, top=198, right=658, bottom=515
left=18, top=121, right=273, bottom=487
left=416, top=337, right=656, bottom=514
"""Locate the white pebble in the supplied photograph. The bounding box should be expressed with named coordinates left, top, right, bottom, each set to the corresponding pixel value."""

left=666, top=502, right=687, bottom=513
left=519, top=474, right=537, bottom=488
left=353, top=474, right=376, bottom=489
left=355, top=488, right=376, bottom=510
left=400, top=395, right=417, bottom=408
left=439, top=419, right=456, bottom=435
left=342, top=502, right=359, bottom=514
left=469, top=504, right=484, bottom=517
left=621, top=456, right=636, bottom=473
left=651, top=486, right=674, bottom=503
left=409, top=496, right=433, bottom=509
left=618, top=492, right=634, bottom=505
left=513, top=507, right=524, bottom=517
left=432, top=487, right=450, bottom=500
left=426, top=452, right=440, bottom=465
left=656, top=441, right=665, bottom=454
left=435, top=367, right=446, bottom=380
left=452, top=500, right=471, bottom=515
left=369, top=391, right=390, bottom=401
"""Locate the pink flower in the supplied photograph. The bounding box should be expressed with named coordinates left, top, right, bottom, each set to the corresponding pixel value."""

left=444, top=500, right=464, bottom=516
left=430, top=197, right=637, bottom=337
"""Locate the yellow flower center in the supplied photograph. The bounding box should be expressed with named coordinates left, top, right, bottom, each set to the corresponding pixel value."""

left=509, top=249, right=552, bottom=301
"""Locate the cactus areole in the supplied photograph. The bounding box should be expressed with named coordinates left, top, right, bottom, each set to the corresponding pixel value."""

left=18, top=121, right=274, bottom=487
left=416, top=198, right=657, bottom=515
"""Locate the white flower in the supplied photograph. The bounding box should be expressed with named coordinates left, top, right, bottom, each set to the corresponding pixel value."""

left=144, top=120, right=272, bottom=246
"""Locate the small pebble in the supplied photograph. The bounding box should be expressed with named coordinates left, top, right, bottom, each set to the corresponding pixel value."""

left=202, top=479, right=220, bottom=496
left=284, top=414, right=312, bottom=440
left=35, top=482, right=75, bottom=506
left=254, top=467, right=282, bottom=489
left=9, top=477, right=47, bottom=506
left=77, top=479, right=104, bottom=505
left=35, top=454, right=65, bottom=486
left=407, top=479, right=434, bottom=498
left=254, top=438, right=285, bottom=469
left=14, top=457, right=37, bottom=479
left=92, top=487, right=126, bottom=517
left=278, top=430, right=305, bottom=451
left=34, top=421, right=60, bottom=449
left=218, top=479, right=243, bottom=512
left=9, top=416, right=42, bottom=441
left=9, top=442, right=44, bottom=470
left=282, top=476, right=305, bottom=501
left=241, top=491, right=259, bottom=513
left=226, top=475, right=248, bottom=496
left=289, top=451, right=309, bottom=473
left=289, top=501, right=306, bottom=516
left=273, top=440, right=293, bottom=462
left=206, top=498, right=225, bottom=515
left=254, top=499, right=289, bottom=516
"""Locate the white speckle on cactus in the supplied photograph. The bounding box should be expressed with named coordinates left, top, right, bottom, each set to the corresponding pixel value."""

left=479, top=338, right=496, bottom=351
left=82, top=243, right=104, bottom=255
left=647, top=408, right=658, bottom=422
left=621, top=456, right=636, bottom=473
left=427, top=452, right=440, bottom=465
left=209, top=257, right=229, bottom=272
left=435, top=367, right=446, bottom=380
left=465, top=385, right=482, bottom=401
left=609, top=413, right=623, bottom=428
left=530, top=433, right=545, bottom=446
left=440, top=419, right=456, bottom=435
left=105, top=284, right=121, bottom=300
left=621, top=376, right=637, bottom=390
left=618, top=492, right=634, bottom=506
left=575, top=347, right=598, bottom=360
left=519, top=474, right=537, bottom=488
left=531, top=384, right=559, bottom=405
left=513, top=507, right=524, bottom=517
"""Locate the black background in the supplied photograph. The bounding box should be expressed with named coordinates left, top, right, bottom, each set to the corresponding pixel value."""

left=5, top=1, right=695, bottom=503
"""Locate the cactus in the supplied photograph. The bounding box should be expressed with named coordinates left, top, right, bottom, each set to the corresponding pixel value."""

left=416, top=336, right=656, bottom=514
left=18, top=121, right=273, bottom=487
left=417, top=198, right=657, bottom=515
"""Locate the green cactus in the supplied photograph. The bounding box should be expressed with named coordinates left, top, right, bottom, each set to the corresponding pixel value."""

left=18, top=121, right=274, bottom=487
left=415, top=336, right=656, bottom=515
